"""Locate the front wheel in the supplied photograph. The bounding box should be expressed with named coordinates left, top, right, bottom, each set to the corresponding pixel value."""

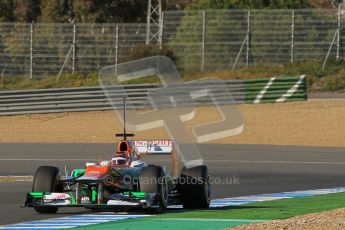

left=139, top=166, right=168, bottom=213
left=32, top=166, right=61, bottom=214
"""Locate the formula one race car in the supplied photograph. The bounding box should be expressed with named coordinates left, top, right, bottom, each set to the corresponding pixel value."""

left=23, top=103, right=210, bottom=214
left=24, top=139, right=210, bottom=213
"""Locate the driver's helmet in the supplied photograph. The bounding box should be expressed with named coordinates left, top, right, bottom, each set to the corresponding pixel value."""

left=111, top=152, right=130, bottom=166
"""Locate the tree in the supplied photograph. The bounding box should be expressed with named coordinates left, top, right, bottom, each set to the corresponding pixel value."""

left=72, top=0, right=146, bottom=23
left=309, top=0, right=335, bottom=9
left=165, top=0, right=200, bottom=10
left=187, top=0, right=312, bottom=9
left=14, top=0, right=41, bottom=22
left=0, top=0, right=15, bottom=22
left=39, top=0, right=73, bottom=23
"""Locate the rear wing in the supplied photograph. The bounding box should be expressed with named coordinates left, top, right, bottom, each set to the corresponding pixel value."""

left=128, top=140, right=173, bottom=154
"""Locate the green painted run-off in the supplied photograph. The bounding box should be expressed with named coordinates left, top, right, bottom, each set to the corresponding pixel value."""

left=244, top=75, right=307, bottom=103
left=77, top=192, right=345, bottom=230
left=76, top=218, right=261, bottom=230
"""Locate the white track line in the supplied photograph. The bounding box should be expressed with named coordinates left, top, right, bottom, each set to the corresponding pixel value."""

left=0, top=215, right=149, bottom=229
left=0, top=227, right=73, bottom=229
left=0, top=176, right=33, bottom=182
left=0, top=159, right=96, bottom=161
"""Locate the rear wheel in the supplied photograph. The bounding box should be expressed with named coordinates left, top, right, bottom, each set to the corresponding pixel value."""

left=139, top=166, right=168, bottom=213
left=32, top=166, right=61, bottom=214
left=179, top=165, right=210, bottom=209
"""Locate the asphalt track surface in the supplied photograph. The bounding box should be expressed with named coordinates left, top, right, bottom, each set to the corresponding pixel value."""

left=1, top=143, right=345, bottom=225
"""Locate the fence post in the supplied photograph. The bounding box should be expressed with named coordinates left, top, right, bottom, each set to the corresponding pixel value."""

left=29, top=22, right=33, bottom=79
left=72, top=23, right=76, bottom=74
left=246, top=10, right=251, bottom=68
left=336, top=4, right=341, bottom=61
left=159, top=11, right=164, bottom=49
left=146, top=0, right=151, bottom=45
left=291, top=10, right=295, bottom=63
left=201, top=10, right=206, bottom=71
left=322, top=29, right=338, bottom=69
left=115, top=25, right=119, bottom=77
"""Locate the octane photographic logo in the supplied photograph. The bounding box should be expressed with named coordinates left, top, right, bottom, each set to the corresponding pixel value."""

left=99, top=56, right=244, bottom=168
left=103, top=174, right=240, bottom=186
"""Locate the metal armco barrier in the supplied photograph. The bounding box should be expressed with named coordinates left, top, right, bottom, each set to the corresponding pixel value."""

left=0, top=76, right=307, bottom=116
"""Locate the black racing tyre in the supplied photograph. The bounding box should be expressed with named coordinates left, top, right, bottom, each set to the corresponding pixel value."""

left=179, top=165, right=211, bottom=209
left=32, top=166, right=61, bottom=214
left=139, top=166, right=168, bottom=213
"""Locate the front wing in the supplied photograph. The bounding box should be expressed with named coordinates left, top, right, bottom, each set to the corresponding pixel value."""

left=24, top=191, right=160, bottom=210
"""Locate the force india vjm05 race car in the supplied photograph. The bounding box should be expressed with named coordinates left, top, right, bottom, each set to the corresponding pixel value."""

left=24, top=137, right=211, bottom=214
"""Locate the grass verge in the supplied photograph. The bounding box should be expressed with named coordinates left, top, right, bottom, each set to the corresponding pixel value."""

left=0, top=73, right=99, bottom=90
left=1, top=60, right=345, bottom=92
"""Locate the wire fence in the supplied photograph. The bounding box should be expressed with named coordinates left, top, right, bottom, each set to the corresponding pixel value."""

left=0, top=9, right=344, bottom=79
left=0, top=23, right=149, bottom=79
left=163, top=9, right=343, bottom=71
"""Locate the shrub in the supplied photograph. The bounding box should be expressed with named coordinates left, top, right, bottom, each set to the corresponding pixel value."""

left=320, top=72, right=345, bottom=92
left=123, top=44, right=177, bottom=63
